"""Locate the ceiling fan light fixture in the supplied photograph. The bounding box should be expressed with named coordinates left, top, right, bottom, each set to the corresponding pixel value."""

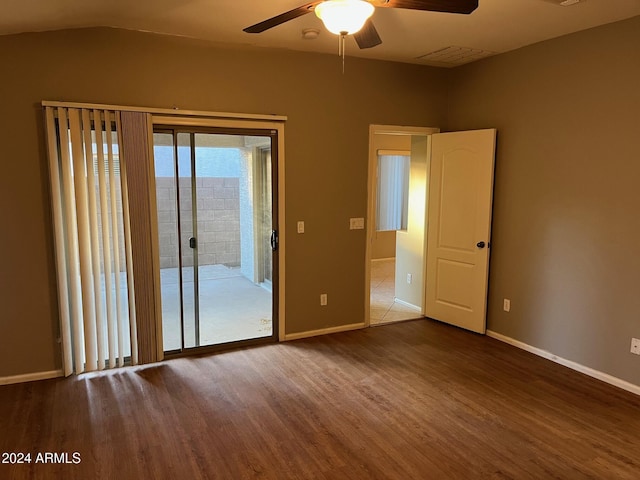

left=315, top=0, right=375, bottom=36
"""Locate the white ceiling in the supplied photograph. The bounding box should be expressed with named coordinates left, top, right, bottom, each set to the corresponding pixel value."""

left=2, top=0, right=640, bottom=65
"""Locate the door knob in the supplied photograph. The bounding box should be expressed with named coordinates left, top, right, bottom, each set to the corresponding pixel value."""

left=476, top=241, right=486, bottom=249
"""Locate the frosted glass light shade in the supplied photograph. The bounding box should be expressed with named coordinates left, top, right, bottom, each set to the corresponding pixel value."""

left=315, top=0, right=375, bottom=35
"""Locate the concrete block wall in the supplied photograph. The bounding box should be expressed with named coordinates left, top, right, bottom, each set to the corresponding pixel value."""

left=156, top=177, right=240, bottom=268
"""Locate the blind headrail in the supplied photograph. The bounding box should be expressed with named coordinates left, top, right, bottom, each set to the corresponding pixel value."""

left=42, top=101, right=287, bottom=122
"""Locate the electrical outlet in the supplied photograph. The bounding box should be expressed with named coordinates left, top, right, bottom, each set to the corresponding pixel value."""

left=503, top=299, right=511, bottom=312
left=407, top=273, right=412, bottom=284
left=320, top=294, right=328, bottom=306
left=631, top=338, right=640, bottom=355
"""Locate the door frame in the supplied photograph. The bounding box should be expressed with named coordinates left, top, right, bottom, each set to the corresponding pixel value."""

left=150, top=115, right=286, bottom=360
left=365, top=125, right=439, bottom=327
left=254, top=145, right=274, bottom=288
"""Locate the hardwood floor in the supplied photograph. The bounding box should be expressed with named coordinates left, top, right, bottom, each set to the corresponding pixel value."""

left=1, top=319, right=639, bottom=479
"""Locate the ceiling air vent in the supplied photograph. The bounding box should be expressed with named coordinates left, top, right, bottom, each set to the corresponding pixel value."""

left=542, top=0, right=584, bottom=5
left=415, top=46, right=496, bottom=67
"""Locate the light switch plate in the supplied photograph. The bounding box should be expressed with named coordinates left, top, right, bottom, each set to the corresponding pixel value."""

left=350, top=217, right=365, bottom=230
left=631, top=338, right=640, bottom=355
left=297, top=221, right=305, bottom=234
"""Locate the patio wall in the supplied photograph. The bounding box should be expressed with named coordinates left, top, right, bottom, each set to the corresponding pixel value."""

left=156, top=177, right=241, bottom=268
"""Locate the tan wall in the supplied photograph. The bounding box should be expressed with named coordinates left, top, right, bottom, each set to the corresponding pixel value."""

left=395, top=136, right=429, bottom=309
left=0, top=27, right=448, bottom=376
left=447, top=15, right=640, bottom=386
left=371, top=231, right=396, bottom=260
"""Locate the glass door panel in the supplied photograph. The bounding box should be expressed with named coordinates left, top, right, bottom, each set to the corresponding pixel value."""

left=154, top=128, right=277, bottom=354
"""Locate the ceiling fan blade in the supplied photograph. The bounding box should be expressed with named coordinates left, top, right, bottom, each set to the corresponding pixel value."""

left=380, top=0, right=478, bottom=14
left=354, top=20, right=382, bottom=49
left=243, top=2, right=323, bottom=33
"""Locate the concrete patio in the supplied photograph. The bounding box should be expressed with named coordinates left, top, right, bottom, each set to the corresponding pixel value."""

left=160, top=264, right=273, bottom=351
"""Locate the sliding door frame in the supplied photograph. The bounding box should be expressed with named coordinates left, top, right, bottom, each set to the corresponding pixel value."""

left=151, top=116, right=286, bottom=360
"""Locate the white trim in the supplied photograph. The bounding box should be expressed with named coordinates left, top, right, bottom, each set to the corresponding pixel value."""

left=393, top=298, right=422, bottom=312
left=284, top=322, right=365, bottom=341
left=369, top=125, right=439, bottom=136
left=421, top=134, right=433, bottom=318
left=152, top=116, right=283, bottom=130
left=486, top=330, right=640, bottom=397
left=0, top=370, right=64, bottom=386
left=377, top=149, right=411, bottom=156
left=42, top=101, right=286, bottom=122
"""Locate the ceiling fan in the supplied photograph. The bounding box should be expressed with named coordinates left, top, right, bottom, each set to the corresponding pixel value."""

left=243, top=0, right=479, bottom=50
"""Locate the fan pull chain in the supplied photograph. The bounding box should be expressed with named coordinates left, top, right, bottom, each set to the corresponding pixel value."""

left=339, top=31, right=347, bottom=74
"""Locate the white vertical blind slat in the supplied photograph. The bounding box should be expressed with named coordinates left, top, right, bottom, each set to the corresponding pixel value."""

left=377, top=155, right=410, bottom=232
left=57, top=108, right=85, bottom=374
left=45, top=107, right=73, bottom=377
left=82, top=109, right=106, bottom=370
left=95, top=109, right=117, bottom=369
left=69, top=109, right=98, bottom=372
left=390, top=159, right=402, bottom=228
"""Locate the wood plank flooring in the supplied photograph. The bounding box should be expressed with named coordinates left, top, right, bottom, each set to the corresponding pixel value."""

left=1, top=319, right=639, bottom=479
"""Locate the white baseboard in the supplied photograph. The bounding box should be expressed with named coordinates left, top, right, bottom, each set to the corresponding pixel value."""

left=284, top=322, right=366, bottom=341
left=0, top=369, right=64, bottom=386
left=393, top=298, right=422, bottom=312
left=486, top=330, right=640, bottom=397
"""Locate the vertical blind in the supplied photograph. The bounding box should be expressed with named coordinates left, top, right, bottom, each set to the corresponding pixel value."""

left=376, top=153, right=410, bottom=232
left=45, top=107, right=138, bottom=375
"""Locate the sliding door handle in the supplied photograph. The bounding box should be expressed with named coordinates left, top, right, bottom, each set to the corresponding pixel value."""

left=189, top=237, right=197, bottom=249
left=270, top=230, right=279, bottom=252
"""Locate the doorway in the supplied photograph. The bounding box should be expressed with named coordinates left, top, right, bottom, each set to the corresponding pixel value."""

left=366, top=125, right=497, bottom=333
left=366, top=126, right=439, bottom=326
left=153, top=127, right=278, bottom=354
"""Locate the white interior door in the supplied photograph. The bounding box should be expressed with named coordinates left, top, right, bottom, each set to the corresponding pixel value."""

left=425, top=129, right=496, bottom=333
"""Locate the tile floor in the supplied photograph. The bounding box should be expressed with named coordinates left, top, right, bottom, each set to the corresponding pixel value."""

left=370, top=258, right=423, bottom=325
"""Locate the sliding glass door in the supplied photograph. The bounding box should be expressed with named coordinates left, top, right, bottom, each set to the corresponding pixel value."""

left=153, top=127, right=278, bottom=354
